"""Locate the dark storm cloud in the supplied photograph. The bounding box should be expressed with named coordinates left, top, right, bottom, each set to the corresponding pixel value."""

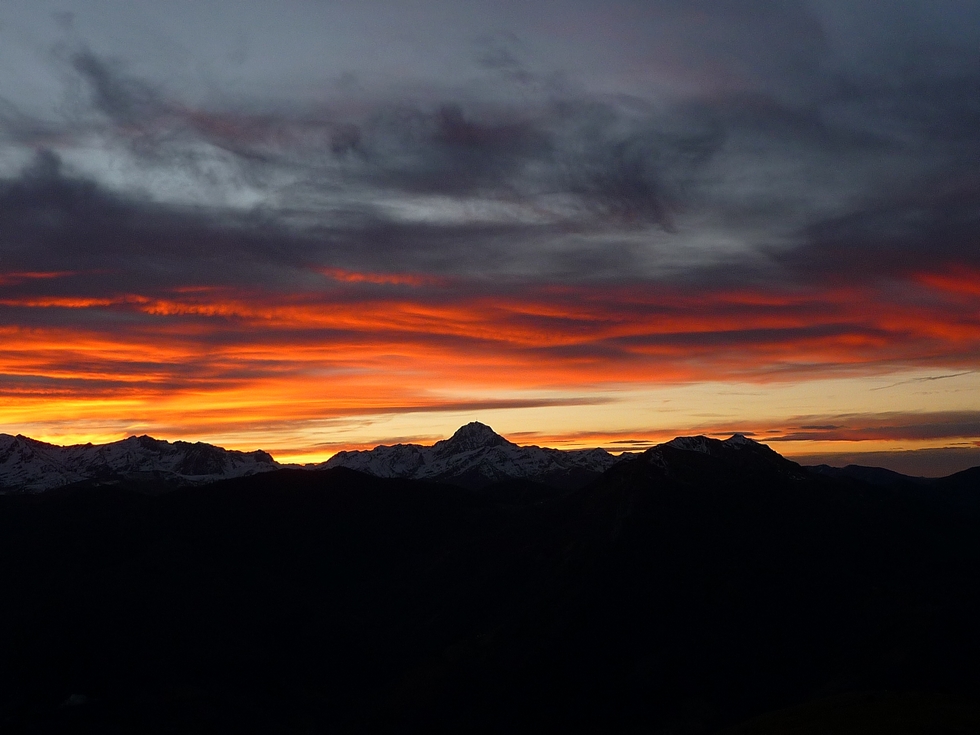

left=0, top=75, right=723, bottom=290
left=782, top=176, right=980, bottom=279
left=334, top=97, right=723, bottom=233
left=348, top=102, right=545, bottom=196
left=764, top=55, right=980, bottom=282
left=0, top=147, right=561, bottom=305
left=655, top=0, right=831, bottom=89
left=475, top=33, right=535, bottom=85
left=3, top=3, right=980, bottom=291
left=55, top=41, right=726, bottom=230
left=70, top=50, right=164, bottom=126
left=0, top=149, right=275, bottom=286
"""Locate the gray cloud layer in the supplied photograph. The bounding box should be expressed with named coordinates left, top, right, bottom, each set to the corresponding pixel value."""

left=0, top=1, right=977, bottom=307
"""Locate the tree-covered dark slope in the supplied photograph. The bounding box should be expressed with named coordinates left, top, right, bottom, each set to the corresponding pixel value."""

left=1, top=443, right=979, bottom=734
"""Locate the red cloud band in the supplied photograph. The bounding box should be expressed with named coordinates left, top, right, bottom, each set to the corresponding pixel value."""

left=0, top=266, right=977, bottom=443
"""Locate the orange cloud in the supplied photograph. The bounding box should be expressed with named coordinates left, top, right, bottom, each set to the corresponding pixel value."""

left=315, top=267, right=446, bottom=287
left=916, top=267, right=980, bottom=298
left=0, top=271, right=78, bottom=286
left=1, top=268, right=978, bottom=453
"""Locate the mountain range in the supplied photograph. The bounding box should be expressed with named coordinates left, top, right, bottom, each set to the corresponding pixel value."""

left=3, top=421, right=978, bottom=493
left=0, top=422, right=621, bottom=493
left=0, top=433, right=276, bottom=492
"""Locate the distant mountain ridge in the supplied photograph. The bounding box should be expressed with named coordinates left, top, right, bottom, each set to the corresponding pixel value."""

left=322, top=421, right=624, bottom=489
left=0, top=434, right=277, bottom=492
left=3, top=423, right=978, bottom=494
left=651, top=432, right=809, bottom=479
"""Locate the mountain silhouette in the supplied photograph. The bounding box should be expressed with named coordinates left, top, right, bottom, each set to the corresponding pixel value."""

left=1, top=431, right=979, bottom=733
left=4, top=424, right=976, bottom=495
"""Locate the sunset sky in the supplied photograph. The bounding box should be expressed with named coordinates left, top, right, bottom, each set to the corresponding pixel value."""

left=1, top=1, right=978, bottom=474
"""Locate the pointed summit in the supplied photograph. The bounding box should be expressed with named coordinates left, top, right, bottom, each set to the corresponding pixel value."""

left=723, top=433, right=758, bottom=448
left=438, top=422, right=513, bottom=454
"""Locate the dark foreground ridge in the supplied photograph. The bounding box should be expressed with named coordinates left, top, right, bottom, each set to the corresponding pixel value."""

left=1, top=434, right=979, bottom=733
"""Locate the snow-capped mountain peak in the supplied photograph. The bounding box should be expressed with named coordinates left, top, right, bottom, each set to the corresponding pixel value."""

left=722, top=433, right=756, bottom=448
left=665, top=433, right=761, bottom=454
left=324, top=423, right=622, bottom=489
left=435, top=421, right=513, bottom=454
left=665, top=435, right=715, bottom=453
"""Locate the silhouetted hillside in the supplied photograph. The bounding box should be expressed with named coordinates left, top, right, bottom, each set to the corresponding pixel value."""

left=1, top=443, right=979, bottom=733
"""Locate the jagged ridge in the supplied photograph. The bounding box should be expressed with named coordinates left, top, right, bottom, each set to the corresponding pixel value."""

left=323, top=426, right=802, bottom=490
left=7, top=423, right=949, bottom=495
left=631, top=432, right=810, bottom=483
left=0, top=434, right=277, bottom=492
